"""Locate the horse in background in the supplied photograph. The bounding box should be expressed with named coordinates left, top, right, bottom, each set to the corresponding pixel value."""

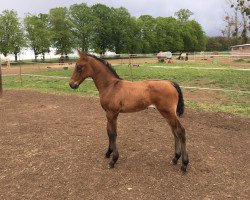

left=59, top=55, right=65, bottom=65
left=0, top=56, right=11, bottom=68
left=178, top=53, right=189, bottom=61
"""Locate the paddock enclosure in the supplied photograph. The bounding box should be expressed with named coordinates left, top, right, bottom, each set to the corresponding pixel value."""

left=0, top=90, right=249, bottom=199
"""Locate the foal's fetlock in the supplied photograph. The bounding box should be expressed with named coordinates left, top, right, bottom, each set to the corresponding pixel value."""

left=105, top=152, right=111, bottom=158
left=172, top=157, right=178, bottom=165
left=105, top=148, right=113, bottom=158
left=172, top=153, right=181, bottom=165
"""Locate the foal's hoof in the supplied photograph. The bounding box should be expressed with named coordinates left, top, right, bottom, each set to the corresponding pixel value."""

left=109, top=162, right=115, bottom=169
left=172, top=158, right=178, bottom=165
left=181, top=166, right=187, bottom=174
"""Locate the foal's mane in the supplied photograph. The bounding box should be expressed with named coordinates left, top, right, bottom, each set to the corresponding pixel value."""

left=86, top=53, right=121, bottom=80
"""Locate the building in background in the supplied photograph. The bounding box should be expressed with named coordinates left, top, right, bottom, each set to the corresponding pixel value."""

left=230, top=44, right=250, bottom=54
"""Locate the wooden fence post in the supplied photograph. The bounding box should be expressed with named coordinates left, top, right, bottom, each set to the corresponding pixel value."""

left=128, top=54, right=134, bottom=82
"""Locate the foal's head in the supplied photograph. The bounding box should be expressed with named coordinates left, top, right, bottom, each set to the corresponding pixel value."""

left=69, top=50, right=93, bottom=89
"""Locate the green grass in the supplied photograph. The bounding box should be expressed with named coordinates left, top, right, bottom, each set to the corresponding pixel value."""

left=141, top=61, right=227, bottom=68
left=234, top=59, right=250, bottom=63
left=3, top=75, right=98, bottom=96
left=21, top=65, right=250, bottom=91
left=115, top=65, right=250, bottom=91
left=3, top=62, right=250, bottom=117
left=186, top=93, right=250, bottom=117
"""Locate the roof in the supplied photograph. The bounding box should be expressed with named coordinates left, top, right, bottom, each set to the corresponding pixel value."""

left=230, top=44, right=250, bottom=48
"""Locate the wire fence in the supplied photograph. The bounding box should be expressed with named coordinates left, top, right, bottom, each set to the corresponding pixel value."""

left=3, top=73, right=250, bottom=94
left=1, top=52, right=250, bottom=96
left=2, top=59, right=250, bottom=94
left=1, top=51, right=250, bottom=64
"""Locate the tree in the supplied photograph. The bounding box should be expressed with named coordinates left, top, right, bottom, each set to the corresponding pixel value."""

left=174, top=9, right=207, bottom=52
left=11, top=28, right=26, bottom=61
left=137, top=15, right=157, bottom=53
left=182, top=20, right=207, bottom=51
left=91, top=4, right=113, bottom=54
left=174, top=9, right=194, bottom=22
left=0, top=10, right=25, bottom=60
left=155, top=17, right=184, bottom=52
left=126, top=17, right=141, bottom=54
left=227, top=0, right=250, bottom=43
left=206, top=37, right=232, bottom=51
left=221, top=14, right=235, bottom=38
left=49, top=7, right=74, bottom=55
left=24, top=13, right=51, bottom=61
left=69, top=3, right=96, bottom=51
left=110, top=7, right=136, bottom=54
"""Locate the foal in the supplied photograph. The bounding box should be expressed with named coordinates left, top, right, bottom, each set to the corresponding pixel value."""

left=69, top=50, right=189, bottom=173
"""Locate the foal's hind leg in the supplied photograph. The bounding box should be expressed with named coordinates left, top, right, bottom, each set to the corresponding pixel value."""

left=105, top=112, right=119, bottom=168
left=159, top=110, right=189, bottom=173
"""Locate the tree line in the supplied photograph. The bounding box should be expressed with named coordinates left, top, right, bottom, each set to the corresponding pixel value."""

left=1, top=2, right=247, bottom=61
left=0, top=3, right=208, bottom=61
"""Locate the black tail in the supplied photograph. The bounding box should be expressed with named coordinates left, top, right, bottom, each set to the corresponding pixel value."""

left=171, top=82, right=184, bottom=117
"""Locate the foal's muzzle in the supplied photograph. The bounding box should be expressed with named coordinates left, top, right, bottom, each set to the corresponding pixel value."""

left=69, top=82, right=79, bottom=89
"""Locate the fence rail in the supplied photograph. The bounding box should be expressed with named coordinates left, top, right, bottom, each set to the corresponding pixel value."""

left=3, top=73, right=250, bottom=94
left=1, top=52, right=250, bottom=64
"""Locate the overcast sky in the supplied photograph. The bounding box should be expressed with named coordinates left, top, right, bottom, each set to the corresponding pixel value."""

left=0, top=0, right=230, bottom=36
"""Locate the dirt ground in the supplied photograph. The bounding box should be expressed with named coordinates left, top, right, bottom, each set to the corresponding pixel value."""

left=0, top=90, right=249, bottom=200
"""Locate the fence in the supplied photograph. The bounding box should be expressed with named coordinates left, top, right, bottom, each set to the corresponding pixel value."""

left=1, top=51, right=250, bottom=65
left=1, top=54, right=250, bottom=95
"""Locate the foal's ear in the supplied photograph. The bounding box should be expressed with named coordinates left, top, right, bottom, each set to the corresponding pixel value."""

left=77, top=49, right=88, bottom=60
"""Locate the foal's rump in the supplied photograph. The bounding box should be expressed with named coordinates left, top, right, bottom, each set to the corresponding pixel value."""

left=148, top=80, right=182, bottom=114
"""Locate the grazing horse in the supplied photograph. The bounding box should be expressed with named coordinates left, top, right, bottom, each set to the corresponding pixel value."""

left=69, top=50, right=189, bottom=173
left=178, top=53, right=188, bottom=61
left=59, top=55, right=65, bottom=65
left=0, top=56, right=11, bottom=68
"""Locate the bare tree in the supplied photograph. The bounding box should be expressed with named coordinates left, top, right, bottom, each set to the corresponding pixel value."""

left=221, top=14, right=235, bottom=38
left=226, top=0, right=250, bottom=43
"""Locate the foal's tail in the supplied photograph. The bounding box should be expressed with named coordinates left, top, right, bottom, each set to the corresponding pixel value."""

left=171, top=81, right=184, bottom=117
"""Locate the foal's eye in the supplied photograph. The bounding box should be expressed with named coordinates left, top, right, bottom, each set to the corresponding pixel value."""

left=76, top=65, right=83, bottom=73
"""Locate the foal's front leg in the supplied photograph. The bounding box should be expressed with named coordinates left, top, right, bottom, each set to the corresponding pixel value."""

left=105, top=112, right=119, bottom=168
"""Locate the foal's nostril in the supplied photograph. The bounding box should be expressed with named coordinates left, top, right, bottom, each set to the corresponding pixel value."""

left=69, top=82, right=79, bottom=89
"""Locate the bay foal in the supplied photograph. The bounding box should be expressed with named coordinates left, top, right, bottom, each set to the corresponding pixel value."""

left=69, top=50, right=189, bottom=173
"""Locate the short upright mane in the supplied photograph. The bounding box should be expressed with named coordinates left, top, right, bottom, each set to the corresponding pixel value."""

left=86, top=53, right=121, bottom=80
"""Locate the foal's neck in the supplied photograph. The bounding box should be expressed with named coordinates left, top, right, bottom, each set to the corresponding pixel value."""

left=90, top=59, right=119, bottom=92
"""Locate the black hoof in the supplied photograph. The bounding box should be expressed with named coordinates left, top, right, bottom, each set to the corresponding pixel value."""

left=172, top=158, right=178, bottom=165
left=109, top=162, right=115, bottom=168
left=181, top=165, right=187, bottom=174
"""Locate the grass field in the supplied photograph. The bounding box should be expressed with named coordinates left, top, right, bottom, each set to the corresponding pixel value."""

left=2, top=62, right=250, bottom=117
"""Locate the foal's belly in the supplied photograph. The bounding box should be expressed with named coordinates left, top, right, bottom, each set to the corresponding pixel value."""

left=118, top=94, right=152, bottom=113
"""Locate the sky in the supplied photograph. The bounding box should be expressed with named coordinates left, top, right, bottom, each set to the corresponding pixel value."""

left=0, top=0, right=230, bottom=36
